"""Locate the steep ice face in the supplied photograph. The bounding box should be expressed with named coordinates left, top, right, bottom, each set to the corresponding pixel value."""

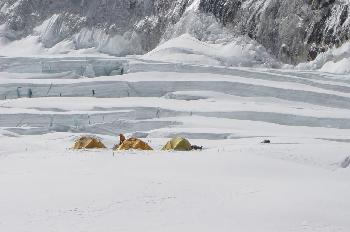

left=199, top=0, right=350, bottom=64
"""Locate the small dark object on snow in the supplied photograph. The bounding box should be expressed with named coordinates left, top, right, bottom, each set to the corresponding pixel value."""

left=17, top=87, right=22, bottom=98
left=28, top=88, right=33, bottom=98
left=261, top=140, right=271, bottom=144
left=191, top=145, right=203, bottom=151
left=340, top=156, right=350, bottom=168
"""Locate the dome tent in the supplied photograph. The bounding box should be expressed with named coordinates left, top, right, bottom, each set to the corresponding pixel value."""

left=115, top=134, right=153, bottom=151
left=73, top=136, right=106, bottom=149
left=162, top=137, right=192, bottom=151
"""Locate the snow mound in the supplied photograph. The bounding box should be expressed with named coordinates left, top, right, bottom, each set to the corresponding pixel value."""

left=151, top=7, right=280, bottom=68
left=0, top=35, right=45, bottom=56
left=297, top=41, right=350, bottom=74
left=142, top=34, right=280, bottom=68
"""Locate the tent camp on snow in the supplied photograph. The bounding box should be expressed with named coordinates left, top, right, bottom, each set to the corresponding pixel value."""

left=73, top=134, right=201, bottom=151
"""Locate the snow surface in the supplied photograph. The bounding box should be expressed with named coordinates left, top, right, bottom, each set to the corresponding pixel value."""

left=0, top=51, right=350, bottom=231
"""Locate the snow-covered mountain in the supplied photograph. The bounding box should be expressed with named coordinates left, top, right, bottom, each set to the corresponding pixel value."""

left=0, top=0, right=349, bottom=65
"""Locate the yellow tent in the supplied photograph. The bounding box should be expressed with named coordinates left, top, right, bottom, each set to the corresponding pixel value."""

left=73, top=136, right=106, bottom=149
left=162, top=137, right=192, bottom=151
left=116, top=137, right=153, bottom=151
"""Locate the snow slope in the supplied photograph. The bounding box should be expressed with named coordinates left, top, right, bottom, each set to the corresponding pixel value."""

left=143, top=34, right=280, bottom=68
left=0, top=54, right=350, bottom=232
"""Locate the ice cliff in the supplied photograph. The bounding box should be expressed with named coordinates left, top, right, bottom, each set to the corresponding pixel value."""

left=199, top=0, right=350, bottom=64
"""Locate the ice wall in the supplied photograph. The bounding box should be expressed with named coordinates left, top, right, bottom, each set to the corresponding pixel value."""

left=0, top=57, right=126, bottom=77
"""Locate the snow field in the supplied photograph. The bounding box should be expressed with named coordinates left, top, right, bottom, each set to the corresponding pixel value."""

left=0, top=57, right=349, bottom=232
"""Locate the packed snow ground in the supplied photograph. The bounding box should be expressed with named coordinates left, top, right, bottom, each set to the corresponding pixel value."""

left=0, top=55, right=350, bottom=232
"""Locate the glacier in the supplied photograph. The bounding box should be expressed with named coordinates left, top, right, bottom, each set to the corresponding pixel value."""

left=0, top=2, right=350, bottom=231
left=1, top=54, right=350, bottom=231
